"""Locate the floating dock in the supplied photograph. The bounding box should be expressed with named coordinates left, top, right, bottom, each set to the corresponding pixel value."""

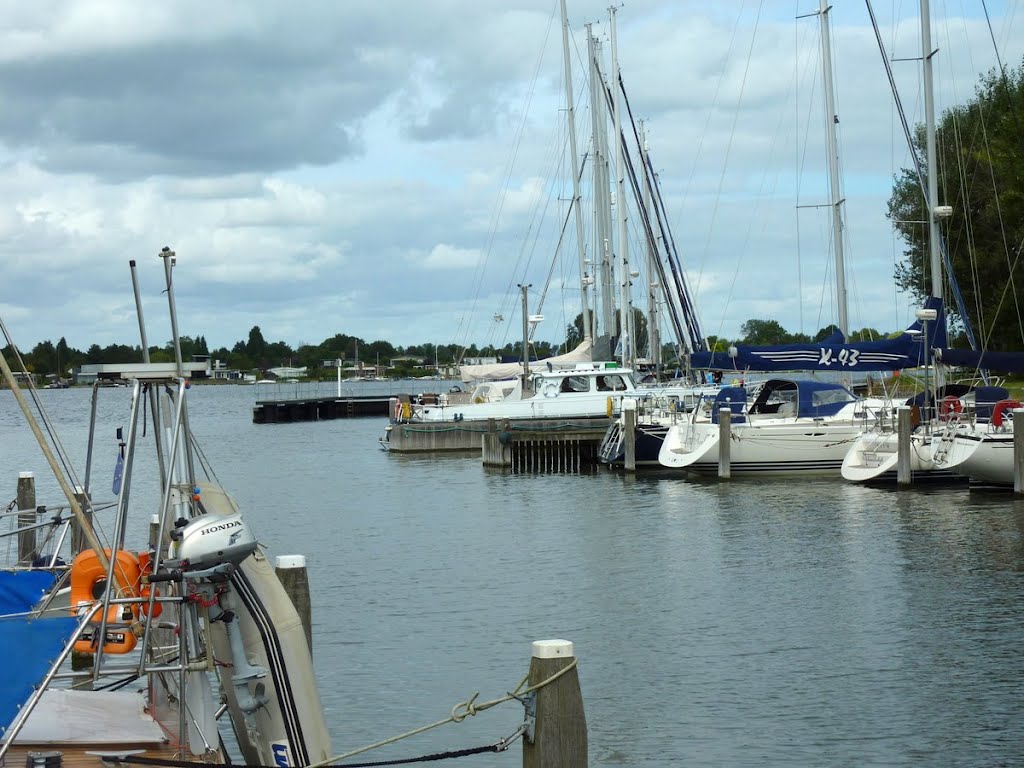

left=383, top=415, right=612, bottom=459
left=253, top=395, right=394, bottom=423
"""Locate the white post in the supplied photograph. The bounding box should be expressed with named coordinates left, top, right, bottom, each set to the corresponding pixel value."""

left=336, top=358, right=342, bottom=397
left=1013, top=409, right=1024, bottom=495
left=718, top=408, right=731, bottom=479
left=897, top=405, right=912, bottom=485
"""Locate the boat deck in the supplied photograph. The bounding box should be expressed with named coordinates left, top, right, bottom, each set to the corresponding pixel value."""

left=5, top=743, right=225, bottom=768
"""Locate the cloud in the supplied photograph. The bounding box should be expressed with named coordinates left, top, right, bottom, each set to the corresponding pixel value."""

left=420, top=244, right=482, bottom=270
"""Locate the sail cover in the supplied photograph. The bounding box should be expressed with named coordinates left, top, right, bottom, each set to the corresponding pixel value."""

left=460, top=339, right=593, bottom=382
left=0, top=572, right=75, bottom=739
left=691, top=298, right=946, bottom=373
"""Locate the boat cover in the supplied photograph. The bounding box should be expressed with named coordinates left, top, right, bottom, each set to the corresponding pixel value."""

left=691, top=297, right=946, bottom=373
left=460, top=339, right=593, bottom=382
left=0, top=571, right=58, bottom=615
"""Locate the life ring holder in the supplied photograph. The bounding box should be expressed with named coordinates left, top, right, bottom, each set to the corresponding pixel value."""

left=991, top=399, right=1022, bottom=428
left=542, top=382, right=559, bottom=398
left=394, top=400, right=404, bottom=422
left=939, top=395, right=963, bottom=420
left=70, top=548, right=144, bottom=655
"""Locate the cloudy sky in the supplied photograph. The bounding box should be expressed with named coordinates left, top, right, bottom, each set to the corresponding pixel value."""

left=1, top=0, right=1021, bottom=356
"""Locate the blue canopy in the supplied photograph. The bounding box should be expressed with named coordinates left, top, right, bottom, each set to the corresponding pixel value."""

left=692, top=298, right=946, bottom=373
left=747, top=379, right=858, bottom=419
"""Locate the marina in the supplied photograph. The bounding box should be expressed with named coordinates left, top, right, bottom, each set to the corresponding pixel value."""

left=3, top=387, right=1023, bottom=766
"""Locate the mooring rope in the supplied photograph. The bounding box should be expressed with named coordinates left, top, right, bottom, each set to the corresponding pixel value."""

left=110, top=654, right=578, bottom=768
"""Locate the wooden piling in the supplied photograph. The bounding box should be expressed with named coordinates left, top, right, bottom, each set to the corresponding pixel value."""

left=718, top=408, right=731, bottom=479
left=623, top=399, right=637, bottom=473
left=17, top=471, right=36, bottom=564
left=1014, top=409, right=1024, bottom=495
left=897, top=406, right=912, bottom=486
left=275, top=554, right=313, bottom=654
left=523, top=639, right=586, bottom=768
left=70, top=487, right=92, bottom=556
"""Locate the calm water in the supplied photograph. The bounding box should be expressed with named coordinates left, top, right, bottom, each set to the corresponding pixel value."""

left=2, top=384, right=1023, bottom=767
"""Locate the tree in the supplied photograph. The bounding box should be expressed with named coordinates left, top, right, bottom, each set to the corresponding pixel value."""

left=740, top=319, right=789, bottom=345
left=888, top=61, right=1024, bottom=350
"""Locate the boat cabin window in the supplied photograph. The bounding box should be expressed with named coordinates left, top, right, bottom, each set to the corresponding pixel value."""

left=560, top=375, right=591, bottom=393
left=812, top=388, right=855, bottom=407
left=597, top=374, right=627, bottom=392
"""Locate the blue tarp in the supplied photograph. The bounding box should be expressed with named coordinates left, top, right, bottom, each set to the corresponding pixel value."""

left=0, top=571, right=59, bottom=615
left=0, top=571, right=75, bottom=738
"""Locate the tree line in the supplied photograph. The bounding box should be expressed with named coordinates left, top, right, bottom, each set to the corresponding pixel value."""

left=5, top=315, right=901, bottom=381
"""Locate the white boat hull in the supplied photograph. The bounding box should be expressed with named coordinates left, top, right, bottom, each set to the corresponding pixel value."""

left=841, top=430, right=962, bottom=483
left=942, top=431, right=1015, bottom=486
left=660, top=419, right=862, bottom=476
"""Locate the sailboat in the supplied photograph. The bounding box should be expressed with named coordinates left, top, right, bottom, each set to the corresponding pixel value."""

left=0, top=252, right=333, bottom=767
left=840, top=0, right=1024, bottom=485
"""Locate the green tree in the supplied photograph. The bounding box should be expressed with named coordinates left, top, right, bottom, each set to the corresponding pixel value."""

left=888, top=61, right=1024, bottom=350
left=740, top=319, right=789, bottom=345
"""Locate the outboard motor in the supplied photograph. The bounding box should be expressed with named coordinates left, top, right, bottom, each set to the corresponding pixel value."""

left=154, top=511, right=268, bottom=733
left=169, top=511, right=258, bottom=574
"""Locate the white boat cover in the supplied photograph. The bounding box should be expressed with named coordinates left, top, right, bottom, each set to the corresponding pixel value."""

left=10, top=689, right=165, bottom=744
left=459, top=339, right=593, bottom=382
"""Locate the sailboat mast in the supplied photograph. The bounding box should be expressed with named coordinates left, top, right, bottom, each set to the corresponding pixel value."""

left=920, top=0, right=942, bottom=302
left=640, top=120, right=661, bottom=371
left=587, top=26, right=615, bottom=355
left=817, top=0, right=849, bottom=336
left=609, top=6, right=630, bottom=368
left=560, top=0, right=592, bottom=344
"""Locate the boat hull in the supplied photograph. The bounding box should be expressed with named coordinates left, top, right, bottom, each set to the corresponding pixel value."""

left=660, top=420, right=862, bottom=476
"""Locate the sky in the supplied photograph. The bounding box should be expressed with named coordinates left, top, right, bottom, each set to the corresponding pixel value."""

left=0, top=0, right=1021, bottom=356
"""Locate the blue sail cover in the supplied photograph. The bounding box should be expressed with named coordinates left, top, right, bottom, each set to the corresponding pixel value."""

left=936, top=348, right=1024, bottom=373
left=0, top=572, right=75, bottom=738
left=691, top=298, right=946, bottom=373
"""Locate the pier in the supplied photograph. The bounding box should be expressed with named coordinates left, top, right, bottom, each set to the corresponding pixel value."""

left=253, top=394, right=393, bottom=423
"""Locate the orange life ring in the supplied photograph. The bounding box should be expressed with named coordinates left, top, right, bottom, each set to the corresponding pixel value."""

left=992, top=399, right=1022, bottom=428
left=136, top=550, right=162, bottom=618
left=70, top=548, right=143, bottom=655
left=939, top=395, right=963, bottom=420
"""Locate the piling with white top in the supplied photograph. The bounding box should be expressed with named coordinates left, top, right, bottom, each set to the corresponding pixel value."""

left=275, top=554, right=313, bottom=653
left=17, top=472, right=36, bottom=564
left=523, top=639, right=586, bottom=768
left=897, top=406, right=912, bottom=486
left=718, top=408, right=732, bottom=479
left=1014, top=409, right=1024, bottom=495
left=623, top=399, right=637, bottom=473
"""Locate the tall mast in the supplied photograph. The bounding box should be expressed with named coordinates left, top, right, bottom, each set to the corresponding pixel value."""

left=920, top=0, right=942, bottom=301
left=609, top=6, right=630, bottom=368
left=640, top=120, right=660, bottom=371
left=560, top=0, right=592, bottom=344
left=817, top=0, right=848, bottom=336
left=587, top=26, right=615, bottom=356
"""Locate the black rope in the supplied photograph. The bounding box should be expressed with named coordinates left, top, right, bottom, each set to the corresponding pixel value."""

left=112, top=743, right=501, bottom=768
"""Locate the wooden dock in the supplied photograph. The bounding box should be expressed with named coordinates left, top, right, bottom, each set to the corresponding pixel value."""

left=481, top=418, right=609, bottom=471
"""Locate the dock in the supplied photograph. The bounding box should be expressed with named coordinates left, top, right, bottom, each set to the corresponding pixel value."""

left=384, top=415, right=612, bottom=462
left=253, top=395, right=394, bottom=423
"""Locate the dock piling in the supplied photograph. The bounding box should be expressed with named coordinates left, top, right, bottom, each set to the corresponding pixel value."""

left=1014, top=409, right=1024, bottom=495
left=275, top=554, right=313, bottom=654
left=17, top=471, right=36, bottom=564
left=623, top=399, right=636, bottom=473
left=718, top=408, right=731, bottom=479
left=523, top=639, right=586, bottom=768
left=897, top=406, right=912, bottom=485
